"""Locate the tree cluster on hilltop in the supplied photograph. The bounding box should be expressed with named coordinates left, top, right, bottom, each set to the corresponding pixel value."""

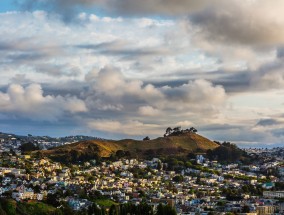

left=164, top=126, right=197, bottom=137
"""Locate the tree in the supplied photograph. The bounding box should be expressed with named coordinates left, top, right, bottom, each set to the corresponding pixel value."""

left=20, top=142, right=39, bottom=152
left=165, top=127, right=172, bottom=136
left=242, top=205, right=250, bottom=213
left=156, top=204, right=177, bottom=215
left=173, top=175, right=184, bottom=183
left=173, top=127, right=181, bottom=134
left=157, top=161, right=163, bottom=170
left=156, top=204, right=165, bottom=215
left=187, top=152, right=196, bottom=159
left=143, top=136, right=150, bottom=141
left=109, top=205, right=118, bottom=215
left=189, top=127, right=197, bottom=133
left=46, top=193, right=61, bottom=207
left=115, top=150, right=125, bottom=158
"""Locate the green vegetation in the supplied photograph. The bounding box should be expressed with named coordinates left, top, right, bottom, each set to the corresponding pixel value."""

left=17, top=202, right=60, bottom=215
left=156, top=203, right=177, bottom=215
left=95, top=199, right=118, bottom=207
left=0, top=198, right=16, bottom=215
left=172, top=175, right=184, bottom=183
left=0, top=199, right=61, bottom=215
left=207, top=141, right=248, bottom=162
left=20, top=142, right=39, bottom=152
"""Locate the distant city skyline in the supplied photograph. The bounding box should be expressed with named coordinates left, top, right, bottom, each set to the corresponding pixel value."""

left=0, top=0, right=284, bottom=146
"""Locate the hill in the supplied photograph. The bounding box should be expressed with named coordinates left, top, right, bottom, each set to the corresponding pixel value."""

left=38, top=132, right=219, bottom=163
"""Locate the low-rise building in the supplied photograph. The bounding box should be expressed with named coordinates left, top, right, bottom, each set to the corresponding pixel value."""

left=256, top=205, right=275, bottom=215
left=263, top=191, right=284, bottom=198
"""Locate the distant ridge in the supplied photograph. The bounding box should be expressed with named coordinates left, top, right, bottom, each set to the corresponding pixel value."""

left=39, top=132, right=219, bottom=162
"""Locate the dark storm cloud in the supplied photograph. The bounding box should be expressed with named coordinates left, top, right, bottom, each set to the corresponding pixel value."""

left=145, top=69, right=251, bottom=94
left=209, top=59, right=284, bottom=93
left=106, top=0, right=216, bottom=16
left=277, top=47, right=284, bottom=58
left=213, top=71, right=251, bottom=93
left=42, top=80, right=88, bottom=97
left=76, top=41, right=172, bottom=60
left=189, top=1, right=284, bottom=47
left=10, top=74, right=31, bottom=85
left=0, top=38, right=64, bottom=64
left=256, top=119, right=281, bottom=127
left=200, top=124, right=242, bottom=132
left=150, top=58, right=284, bottom=94
left=145, top=51, right=284, bottom=93
left=149, top=80, right=188, bottom=88
left=35, top=64, right=82, bottom=77
left=0, top=42, right=13, bottom=51
left=6, top=52, right=47, bottom=62
left=271, top=128, right=284, bottom=137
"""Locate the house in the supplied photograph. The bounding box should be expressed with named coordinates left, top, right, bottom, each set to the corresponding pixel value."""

left=256, top=205, right=275, bottom=215
left=262, top=182, right=274, bottom=189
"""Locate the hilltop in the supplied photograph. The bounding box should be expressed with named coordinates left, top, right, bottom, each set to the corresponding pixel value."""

left=38, top=131, right=219, bottom=163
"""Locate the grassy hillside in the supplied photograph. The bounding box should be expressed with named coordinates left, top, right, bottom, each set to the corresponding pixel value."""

left=39, top=132, right=219, bottom=162
left=0, top=199, right=59, bottom=215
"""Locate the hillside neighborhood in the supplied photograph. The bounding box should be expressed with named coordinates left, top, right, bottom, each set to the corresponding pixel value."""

left=0, top=133, right=283, bottom=214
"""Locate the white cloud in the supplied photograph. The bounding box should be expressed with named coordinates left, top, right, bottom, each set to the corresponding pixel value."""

left=87, top=119, right=161, bottom=136
left=85, top=67, right=227, bottom=114
left=176, top=120, right=193, bottom=127
left=138, top=106, right=161, bottom=116
left=89, top=67, right=164, bottom=101
left=0, top=84, right=87, bottom=121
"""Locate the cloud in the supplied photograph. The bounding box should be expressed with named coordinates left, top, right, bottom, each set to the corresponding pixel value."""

left=17, top=0, right=103, bottom=21
left=10, top=74, right=31, bottom=85
left=17, top=0, right=284, bottom=50
left=271, top=128, right=284, bottom=138
left=277, top=47, right=284, bottom=58
left=189, top=0, right=284, bottom=47
left=249, top=59, right=284, bottom=91
left=256, top=119, right=280, bottom=127
left=0, top=84, right=87, bottom=121
left=200, top=123, right=284, bottom=146
left=79, top=66, right=228, bottom=136
left=160, top=79, right=226, bottom=112
left=85, top=67, right=226, bottom=112
left=35, top=64, right=82, bottom=77
left=2, top=5, right=284, bottom=144
left=138, top=106, right=161, bottom=116
left=210, top=58, right=284, bottom=94
left=76, top=40, right=173, bottom=60
left=17, top=0, right=217, bottom=20
left=87, top=66, right=164, bottom=101
left=175, top=120, right=193, bottom=127
left=107, top=0, right=217, bottom=16
left=87, top=119, right=161, bottom=136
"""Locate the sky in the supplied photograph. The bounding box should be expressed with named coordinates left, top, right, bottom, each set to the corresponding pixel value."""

left=0, top=0, right=284, bottom=147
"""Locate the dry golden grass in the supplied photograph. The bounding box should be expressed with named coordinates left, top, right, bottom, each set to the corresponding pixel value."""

left=40, top=132, right=219, bottom=158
